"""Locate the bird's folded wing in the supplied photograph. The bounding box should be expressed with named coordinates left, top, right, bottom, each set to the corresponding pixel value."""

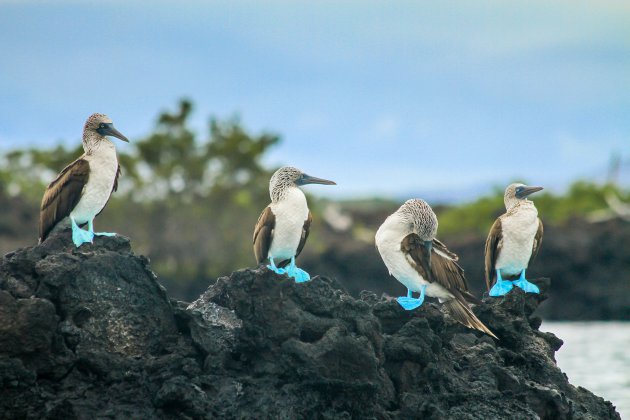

left=484, top=218, right=503, bottom=291
left=253, top=206, right=275, bottom=264
left=432, top=238, right=459, bottom=261
left=295, top=211, right=312, bottom=259
left=39, top=158, right=90, bottom=241
left=402, top=233, right=479, bottom=303
left=529, top=218, right=543, bottom=266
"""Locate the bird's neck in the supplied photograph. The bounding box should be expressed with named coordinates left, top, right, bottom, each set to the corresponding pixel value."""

left=83, top=133, right=116, bottom=157
left=271, top=184, right=303, bottom=203
left=506, top=200, right=536, bottom=214
left=386, top=212, right=413, bottom=234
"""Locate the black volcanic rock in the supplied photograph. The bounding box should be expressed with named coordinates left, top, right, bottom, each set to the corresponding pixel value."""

left=0, top=234, right=621, bottom=419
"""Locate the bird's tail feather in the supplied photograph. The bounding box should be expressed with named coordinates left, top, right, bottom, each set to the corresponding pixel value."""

left=444, top=299, right=497, bottom=339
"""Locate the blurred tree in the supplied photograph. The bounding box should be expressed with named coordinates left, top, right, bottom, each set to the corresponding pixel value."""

left=206, top=117, right=278, bottom=191
left=1, top=99, right=628, bottom=302
left=132, top=99, right=201, bottom=198
left=124, top=99, right=279, bottom=203
left=0, top=144, right=83, bottom=201
left=0, top=99, right=282, bottom=298
left=436, top=181, right=630, bottom=235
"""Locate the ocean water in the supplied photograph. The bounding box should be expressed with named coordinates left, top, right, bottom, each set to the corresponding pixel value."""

left=542, top=322, right=630, bottom=419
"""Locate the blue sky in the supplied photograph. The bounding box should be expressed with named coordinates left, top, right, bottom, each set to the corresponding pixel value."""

left=1, top=0, right=629, bottom=200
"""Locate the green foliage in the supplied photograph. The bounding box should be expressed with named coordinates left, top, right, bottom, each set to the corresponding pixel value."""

left=437, top=182, right=630, bottom=236
left=0, top=99, right=281, bottom=298
left=535, top=181, right=628, bottom=223
left=117, top=99, right=279, bottom=202
left=436, top=190, right=505, bottom=236
left=1, top=98, right=628, bottom=299
left=0, top=144, right=83, bottom=201
left=132, top=99, right=204, bottom=196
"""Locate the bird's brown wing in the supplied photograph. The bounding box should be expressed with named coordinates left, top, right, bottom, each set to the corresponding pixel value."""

left=529, top=218, right=543, bottom=266
left=113, top=164, right=121, bottom=193
left=402, top=233, right=479, bottom=303
left=295, top=211, right=312, bottom=259
left=484, top=218, right=503, bottom=291
left=401, top=233, right=433, bottom=283
left=94, top=164, right=121, bottom=218
left=39, top=158, right=90, bottom=242
left=253, top=206, right=275, bottom=264
left=403, top=233, right=493, bottom=337
left=431, top=239, right=469, bottom=292
left=432, top=237, right=459, bottom=261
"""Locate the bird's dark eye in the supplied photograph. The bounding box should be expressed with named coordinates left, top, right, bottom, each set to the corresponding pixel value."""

left=99, top=123, right=107, bottom=129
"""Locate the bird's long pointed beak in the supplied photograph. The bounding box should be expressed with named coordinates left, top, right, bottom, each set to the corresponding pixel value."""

left=106, top=125, right=129, bottom=142
left=517, top=186, right=544, bottom=198
left=298, top=174, right=336, bottom=186
left=99, top=124, right=129, bottom=142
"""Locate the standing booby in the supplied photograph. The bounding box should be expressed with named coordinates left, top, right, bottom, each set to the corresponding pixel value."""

left=375, top=199, right=496, bottom=338
left=485, top=183, right=544, bottom=296
left=253, top=166, right=336, bottom=282
left=39, top=113, right=128, bottom=247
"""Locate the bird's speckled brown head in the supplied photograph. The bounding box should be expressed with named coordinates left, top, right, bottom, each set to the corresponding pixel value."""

left=82, top=113, right=128, bottom=152
left=504, top=183, right=543, bottom=210
left=84, top=113, right=113, bottom=131
left=398, top=198, right=438, bottom=240
left=269, top=166, right=335, bottom=202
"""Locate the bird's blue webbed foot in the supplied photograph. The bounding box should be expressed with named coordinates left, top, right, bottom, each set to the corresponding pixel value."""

left=71, top=218, right=94, bottom=247
left=289, top=267, right=310, bottom=283
left=489, top=270, right=514, bottom=297
left=397, top=285, right=427, bottom=310
left=266, top=257, right=287, bottom=275
left=512, top=270, right=540, bottom=294
left=88, top=220, right=116, bottom=237
left=286, top=256, right=311, bottom=283
left=489, top=280, right=513, bottom=297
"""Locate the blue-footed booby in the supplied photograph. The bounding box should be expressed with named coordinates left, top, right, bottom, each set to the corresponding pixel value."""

left=485, top=183, right=544, bottom=296
left=39, top=113, right=128, bottom=247
left=375, top=199, right=496, bottom=338
left=253, top=166, right=336, bottom=282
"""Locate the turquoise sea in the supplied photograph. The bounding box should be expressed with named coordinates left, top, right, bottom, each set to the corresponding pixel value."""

left=542, top=322, right=630, bottom=419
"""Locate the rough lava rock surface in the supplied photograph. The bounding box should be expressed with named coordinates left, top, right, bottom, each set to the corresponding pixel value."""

left=0, top=234, right=621, bottom=419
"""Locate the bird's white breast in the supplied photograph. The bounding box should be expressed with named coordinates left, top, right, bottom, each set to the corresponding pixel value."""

left=496, top=204, right=539, bottom=275
left=375, top=214, right=451, bottom=299
left=71, top=144, right=118, bottom=224
left=268, top=188, right=309, bottom=260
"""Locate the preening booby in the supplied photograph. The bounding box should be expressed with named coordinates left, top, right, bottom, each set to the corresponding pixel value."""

left=485, top=183, right=544, bottom=296
left=39, top=113, right=128, bottom=247
left=253, top=166, right=336, bottom=282
left=375, top=199, right=496, bottom=338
